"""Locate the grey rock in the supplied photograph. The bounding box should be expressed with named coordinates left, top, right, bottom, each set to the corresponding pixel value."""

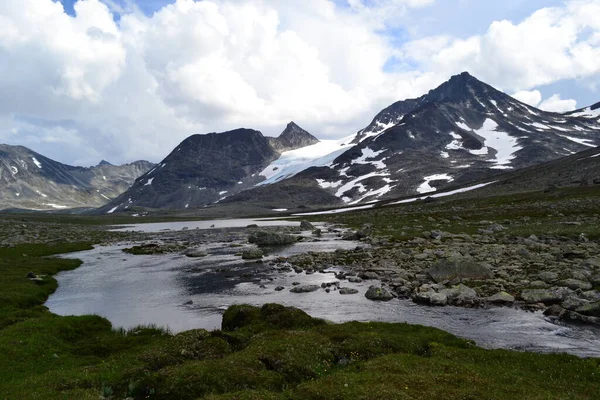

left=290, top=284, right=320, bottom=293
left=348, top=276, right=363, bottom=283
left=365, top=286, right=394, bottom=301
left=339, top=287, right=359, bottom=295
left=186, top=250, right=208, bottom=258
left=557, top=279, right=592, bottom=291
left=575, top=301, right=600, bottom=317
left=274, top=286, right=285, bottom=291
left=248, top=231, right=298, bottom=246
left=427, top=259, right=494, bottom=283
left=537, top=271, right=558, bottom=283
left=429, top=292, right=448, bottom=306
left=440, top=284, right=478, bottom=305
left=520, top=287, right=573, bottom=304
left=241, top=249, right=263, bottom=260
left=486, top=291, right=515, bottom=304
left=300, top=220, right=315, bottom=230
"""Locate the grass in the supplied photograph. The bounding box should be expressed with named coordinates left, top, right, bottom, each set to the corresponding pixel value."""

left=1, top=186, right=600, bottom=398
left=314, top=186, right=600, bottom=241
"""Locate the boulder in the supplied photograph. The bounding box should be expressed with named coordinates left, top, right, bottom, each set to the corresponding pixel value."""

left=274, top=286, right=285, bottom=291
left=290, top=284, right=320, bottom=293
left=520, top=287, right=573, bottom=304
left=248, top=231, right=298, bottom=246
left=557, top=279, right=592, bottom=291
left=339, top=287, right=359, bottom=295
left=429, top=292, right=448, bottom=306
left=241, top=249, right=263, bottom=260
left=575, top=301, right=600, bottom=318
left=347, top=276, right=363, bottom=283
left=440, top=284, right=478, bottom=305
left=427, top=259, right=494, bottom=283
left=300, top=220, right=315, bottom=230
left=365, top=286, right=394, bottom=301
left=186, top=250, right=208, bottom=258
left=486, top=291, right=515, bottom=304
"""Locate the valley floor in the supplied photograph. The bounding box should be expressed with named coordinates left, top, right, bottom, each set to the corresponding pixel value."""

left=1, top=185, right=600, bottom=399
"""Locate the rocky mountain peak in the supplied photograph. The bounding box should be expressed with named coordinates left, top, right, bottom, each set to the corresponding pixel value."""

left=98, top=159, right=113, bottom=166
left=268, top=122, right=319, bottom=153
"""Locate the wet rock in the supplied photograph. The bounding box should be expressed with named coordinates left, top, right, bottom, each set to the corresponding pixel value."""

left=347, top=276, right=363, bottom=283
left=186, top=250, right=208, bottom=258
left=543, top=304, right=566, bottom=318
left=300, top=220, right=315, bottom=230
left=312, top=228, right=322, bottom=237
left=520, top=287, right=573, bottom=304
left=427, top=259, right=494, bottom=283
left=429, top=292, right=448, bottom=306
left=248, top=231, right=297, bottom=246
left=339, top=287, right=359, bottom=295
left=365, top=286, right=394, bottom=301
left=486, top=291, right=515, bottom=304
left=274, top=286, right=285, bottom=291
left=26, top=271, right=36, bottom=279
left=241, top=249, right=264, bottom=260
left=290, top=284, right=320, bottom=293
left=246, top=224, right=259, bottom=228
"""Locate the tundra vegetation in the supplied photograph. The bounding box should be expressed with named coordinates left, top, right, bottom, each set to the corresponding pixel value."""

left=1, top=185, right=600, bottom=399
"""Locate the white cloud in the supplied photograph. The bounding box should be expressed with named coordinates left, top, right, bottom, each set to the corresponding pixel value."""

left=538, top=94, right=577, bottom=113
left=402, top=0, right=600, bottom=92
left=511, top=90, right=542, bottom=107
left=0, top=0, right=436, bottom=165
left=0, top=0, right=598, bottom=167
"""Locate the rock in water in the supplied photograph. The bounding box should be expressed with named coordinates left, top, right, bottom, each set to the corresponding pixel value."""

left=300, top=220, right=315, bottom=230
left=427, top=259, right=494, bottom=283
left=248, top=231, right=298, bottom=246
left=486, top=291, right=515, bottom=304
left=365, top=286, right=394, bottom=301
left=290, top=285, right=320, bottom=293
left=241, top=249, right=264, bottom=260
left=339, top=287, right=359, bottom=295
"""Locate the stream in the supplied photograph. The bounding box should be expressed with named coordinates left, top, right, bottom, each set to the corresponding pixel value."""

left=46, top=219, right=600, bottom=358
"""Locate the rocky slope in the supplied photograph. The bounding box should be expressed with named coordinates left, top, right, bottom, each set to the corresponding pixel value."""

left=99, top=123, right=320, bottom=212
left=268, top=121, right=319, bottom=153
left=0, top=144, right=153, bottom=210
left=257, top=72, right=600, bottom=208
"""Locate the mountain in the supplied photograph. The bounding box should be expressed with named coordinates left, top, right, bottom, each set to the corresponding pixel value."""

left=98, top=124, right=313, bottom=212
left=565, top=101, right=600, bottom=121
left=97, top=72, right=600, bottom=214
left=268, top=122, right=319, bottom=153
left=0, top=144, right=154, bottom=210
left=249, top=72, right=600, bottom=208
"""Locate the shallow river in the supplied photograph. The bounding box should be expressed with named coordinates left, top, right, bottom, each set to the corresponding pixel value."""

left=46, top=219, right=600, bottom=358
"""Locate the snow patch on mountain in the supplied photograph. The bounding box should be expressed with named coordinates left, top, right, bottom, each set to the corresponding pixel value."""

left=316, top=179, right=342, bottom=189
left=557, top=134, right=596, bottom=147
left=336, top=171, right=391, bottom=202
left=258, top=136, right=354, bottom=185
left=32, top=157, right=42, bottom=168
left=570, top=107, right=600, bottom=120
left=144, top=177, right=154, bottom=186
left=393, top=181, right=497, bottom=204
left=417, top=174, right=454, bottom=194
left=351, top=147, right=387, bottom=169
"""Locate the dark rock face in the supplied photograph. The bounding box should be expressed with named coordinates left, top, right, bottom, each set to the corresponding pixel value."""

left=268, top=122, right=319, bottom=153
left=277, top=72, right=600, bottom=206
left=100, top=128, right=279, bottom=212
left=0, top=144, right=153, bottom=210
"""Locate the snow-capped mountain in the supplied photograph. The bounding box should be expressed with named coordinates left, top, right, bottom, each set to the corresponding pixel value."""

left=100, top=123, right=319, bottom=212
left=97, top=72, right=600, bottom=213
left=270, top=72, right=600, bottom=206
left=0, top=144, right=153, bottom=210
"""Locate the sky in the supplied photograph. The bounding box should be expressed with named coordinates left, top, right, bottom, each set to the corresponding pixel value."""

left=1, top=0, right=599, bottom=166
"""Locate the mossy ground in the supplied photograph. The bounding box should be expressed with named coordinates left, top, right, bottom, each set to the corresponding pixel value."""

left=1, top=186, right=600, bottom=399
